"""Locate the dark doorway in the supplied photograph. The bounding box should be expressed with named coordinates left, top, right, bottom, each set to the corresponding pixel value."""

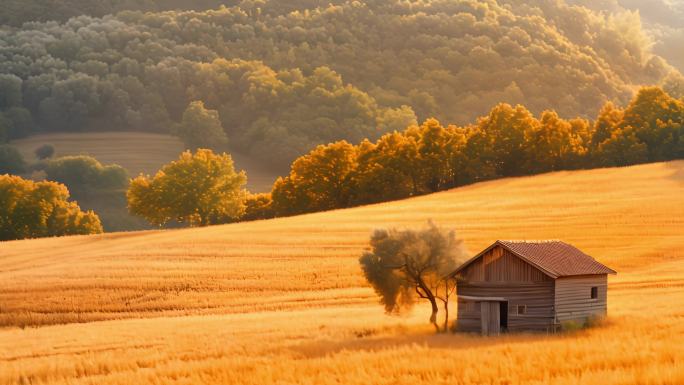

left=499, top=301, right=508, bottom=332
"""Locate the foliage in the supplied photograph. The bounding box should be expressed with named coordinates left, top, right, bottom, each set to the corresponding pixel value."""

left=271, top=141, right=356, bottom=215
left=0, top=0, right=678, bottom=167
left=127, top=149, right=247, bottom=227
left=35, top=144, right=55, bottom=160
left=0, top=174, right=103, bottom=241
left=560, top=315, right=607, bottom=332
left=176, top=101, right=228, bottom=150
left=359, top=221, right=467, bottom=332
left=44, top=156, right=129, bottom=192
left=242, top=193, right=275, bottom=221
left=270, top=86, right=684, bottom=217
left=0, top=145, right=27, bottom=175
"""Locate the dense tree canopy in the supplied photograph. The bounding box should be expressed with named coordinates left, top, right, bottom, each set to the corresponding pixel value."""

left=176, top=101, right=228, bottom=150
left=0, top=145, right=27, bottom=175
left=127, top=149, right=247, bottom=227
left=0, top=0, right=680, bottom=169
left=43, top=156, right=129, bottom=192
left=0, top=174, right=103, bottom=241
left=267, top=86, right=684, bottom=218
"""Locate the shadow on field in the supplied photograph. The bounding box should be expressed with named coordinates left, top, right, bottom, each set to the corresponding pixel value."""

left=666, top=160, right=684, bottom=184
left=291, top=329, right=564, bottom=359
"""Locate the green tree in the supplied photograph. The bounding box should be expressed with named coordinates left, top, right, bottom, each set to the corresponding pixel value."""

left=35, top=144, right=55, bottom=160
left=44, top=156, right=128, bottom=192
left=0, top=145, right=26, bottom=175
left=0, top=74, right=22, bottom=110
left=0, top=174, right=103, bottom=241
left=359, top=221, right=467, bottom=332
left=3, top=107, right=33, bottom=139
left=127, top=149, right=247, bottom=227
left=176, top=101, right=228, bottom=150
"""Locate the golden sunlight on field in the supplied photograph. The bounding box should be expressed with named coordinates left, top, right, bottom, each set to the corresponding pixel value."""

left=11, top=132, right=278, bottom=192
left=1, top=161, right=684, bottom=384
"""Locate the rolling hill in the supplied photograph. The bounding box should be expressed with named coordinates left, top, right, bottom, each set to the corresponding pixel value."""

left=11, top=132, right=279, bottom=193
left=1, top=161, right=684, bottom=384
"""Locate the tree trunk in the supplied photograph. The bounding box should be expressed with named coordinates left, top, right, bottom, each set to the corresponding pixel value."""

left=428, top=295, right=439, bottom=333
left=443, top=294, right=449, bottom=333
left=417, top=279, right=440, bottom=332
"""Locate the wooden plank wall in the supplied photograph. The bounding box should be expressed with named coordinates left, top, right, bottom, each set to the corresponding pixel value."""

left=458, top=282, right=555, bottom=332
left=456, top=246, right=556, bottom=333
left=459, top=246, right=551, bottom=283
left=555, top=275, right=608, bottom=323
left=456, top=298, right=481, bottom=333
left=481, top=302, right=500, bottom=336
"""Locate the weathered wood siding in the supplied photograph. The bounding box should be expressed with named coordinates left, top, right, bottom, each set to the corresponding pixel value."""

left=555, top=275, right=608, bottom=323
left=459, top=246, right=550, bottom=282
left=456, top=246, right=556, bottom=333
left=456, top=297, right=481, bottom=333
left=457, top=282, right=555, bottom=332
left=480, top=301, right=501, bottom=336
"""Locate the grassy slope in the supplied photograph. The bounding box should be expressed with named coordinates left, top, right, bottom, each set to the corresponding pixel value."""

left=1, top=161, right=684, bottom=384
left=11, top=132, right=279, bottom=193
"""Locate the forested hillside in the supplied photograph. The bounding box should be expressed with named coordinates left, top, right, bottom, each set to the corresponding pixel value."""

left=1, top=0, right=680, bottom=167
left=569, top=0, right=684, bottom=72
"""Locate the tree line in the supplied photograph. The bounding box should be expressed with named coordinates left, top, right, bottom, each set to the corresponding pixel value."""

left=1, top=85, right=682, bottom=239
left=1, top=0, right=682, bottom=169
left=264, top=86, right=684, bottom=217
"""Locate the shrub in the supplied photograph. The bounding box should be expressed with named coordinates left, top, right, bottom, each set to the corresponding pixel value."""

left=242, top=193, right=275, bottom=221
left=44, top=155, right=128, bottom=191
left=0, top=145, right=26, bottom=175
left=561, top=315, right=607, bottom=332
left=560, top=320, right=584, bottom=332
left=35, top=144, right=55, bottom=160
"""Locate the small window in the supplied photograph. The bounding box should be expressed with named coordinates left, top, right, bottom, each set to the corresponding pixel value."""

left=591, top=286, right=598, bottom=299
left=516, top=305, right=527, bottom=315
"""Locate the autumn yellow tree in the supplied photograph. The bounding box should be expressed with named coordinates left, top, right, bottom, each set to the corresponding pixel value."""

left=0, top=175, right=103, bottom=240
left=476, top=103, right=538, bottom=177
left=411, top=119, right=453, bottom=192
left=591, top=102, right=624, bottom=150
left=241, top=193, right=275, bottom=221
left=127, top=149, right=246, bottom=227
left=524, top=111, right=588, bottom=172
left=271, top=141, right=356, bottom=215
left=621, top=87, right=684, bottom=161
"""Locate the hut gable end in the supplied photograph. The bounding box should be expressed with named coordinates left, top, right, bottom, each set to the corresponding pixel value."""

left=458, top=245, right=552, bottom=283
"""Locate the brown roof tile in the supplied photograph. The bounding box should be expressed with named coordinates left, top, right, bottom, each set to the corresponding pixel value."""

left=454, top=240, right=616, bottom=278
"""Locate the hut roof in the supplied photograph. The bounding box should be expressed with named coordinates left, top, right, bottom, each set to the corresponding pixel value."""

left=452, top=240, right=617, bottom=279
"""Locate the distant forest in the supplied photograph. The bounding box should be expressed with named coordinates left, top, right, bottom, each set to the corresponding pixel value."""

left=1, top=0, right=683, bottom=168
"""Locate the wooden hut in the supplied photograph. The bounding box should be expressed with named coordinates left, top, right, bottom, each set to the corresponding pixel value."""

left=451, top=240, right=616, bottom=335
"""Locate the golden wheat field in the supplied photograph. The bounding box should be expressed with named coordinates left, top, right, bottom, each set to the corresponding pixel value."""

left=10, top=132, right=278, bottom=192
left=2, top=161, right=684, bottom=384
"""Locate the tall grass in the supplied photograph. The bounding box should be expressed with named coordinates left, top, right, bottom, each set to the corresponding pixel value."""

left=1, top=161, right=683, bottom=384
